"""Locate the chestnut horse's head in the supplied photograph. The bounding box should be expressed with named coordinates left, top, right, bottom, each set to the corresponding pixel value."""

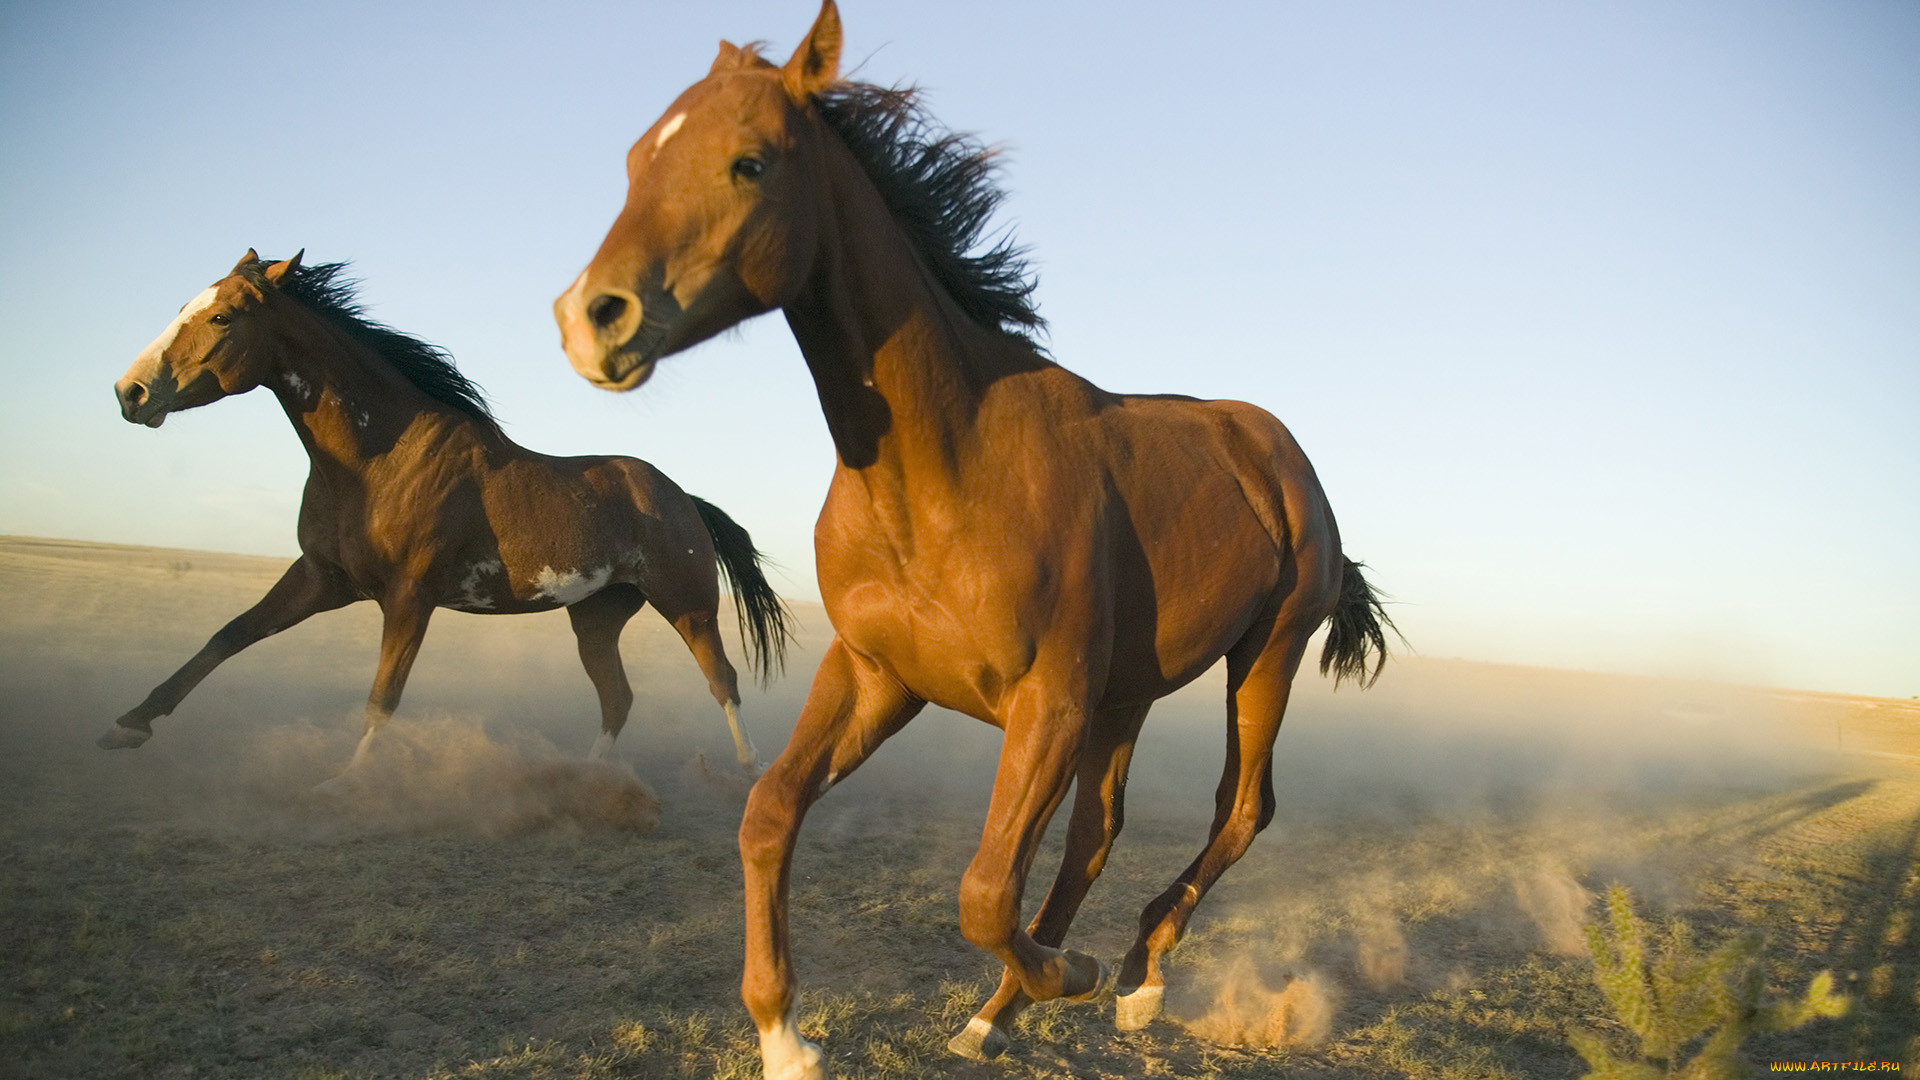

left=554, top=2, right=845, bottom=391
left=115, top=249, right=302, bottom=427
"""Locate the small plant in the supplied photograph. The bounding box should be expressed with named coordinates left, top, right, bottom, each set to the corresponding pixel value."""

left=1570, top=885, right=1849, bottom=1079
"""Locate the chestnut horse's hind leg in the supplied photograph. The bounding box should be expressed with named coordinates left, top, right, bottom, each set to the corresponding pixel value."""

left=1113, top=619, right=1316, bottom=1030
left=98, top=556, right=355, bottom=749
left=566, top=585, right=647, bottom=759
left=950, top=701, right=1150, bottom=1061
left=315, top=590, right=434, bottom=794
left=740, top=638, right=923, bottom=1080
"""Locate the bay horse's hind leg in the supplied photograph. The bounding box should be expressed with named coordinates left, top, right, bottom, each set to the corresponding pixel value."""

left=566, top=585, right=647, bottom=759
left=99, top=556, right=355, bottom=749
left=659, top=603, right=760, bottom=773
left=950, top=701, right=1150, bottom=1061
left=1114, top=618, right=1317, bottom=1031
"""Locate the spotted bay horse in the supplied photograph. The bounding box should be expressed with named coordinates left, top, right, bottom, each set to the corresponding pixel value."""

left=102, top=251, right=791, bottom=786
left=554, top=4, right=1394, bottom=1076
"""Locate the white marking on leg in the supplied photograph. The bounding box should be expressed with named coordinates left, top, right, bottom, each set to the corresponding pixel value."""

left=965, top=1017, right=994, bottom=1040
left=532, top=565, right=613, bottom=606
left=654, top=111, right=687, bottom=151
left=724, top=700, right=760, bottom=770
left=757, top=1004, right=825, bottom=1080
left=589, top=731, right=615, bottom=761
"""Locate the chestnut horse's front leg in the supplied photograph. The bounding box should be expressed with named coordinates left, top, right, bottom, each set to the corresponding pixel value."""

left=98, top=556, right=355, bottom=749
left=738, top=638, right=921, bottom=1080
left=315, top=587, right=434, bottom=793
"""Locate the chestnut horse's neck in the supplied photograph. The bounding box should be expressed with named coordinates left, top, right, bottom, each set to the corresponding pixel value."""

left=262, top=299, right=481, bottom=474
left=782, top=128, right=1051, bottom=483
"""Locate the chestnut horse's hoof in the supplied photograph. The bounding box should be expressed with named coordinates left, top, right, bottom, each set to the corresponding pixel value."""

left=946, top=1016, right=1010, bottom=1061
left=97, top=724, right=152, bottom=750
left=1114, top=983, right=1164, bottom=1031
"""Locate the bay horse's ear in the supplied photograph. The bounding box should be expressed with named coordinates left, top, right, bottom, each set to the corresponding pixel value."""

left=263, top=249, right=304, bottom=285
left=712, top=40, right=746, bottom=74
left=781, top=0, right=841, bottom=101
left=231, top=248, right=261, bottom=274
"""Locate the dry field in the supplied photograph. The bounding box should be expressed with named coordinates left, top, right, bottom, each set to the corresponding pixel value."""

left=1, top=535, right=1913, bottom=1078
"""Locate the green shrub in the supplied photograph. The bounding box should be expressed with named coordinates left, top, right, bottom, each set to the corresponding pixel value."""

left=1570, top=885, right=1849, bottom=1080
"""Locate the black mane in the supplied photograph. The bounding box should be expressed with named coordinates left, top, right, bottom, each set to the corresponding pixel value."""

left=244, top=260, right=499, bottom=429
left=815, top=82, right=1045, bottom=345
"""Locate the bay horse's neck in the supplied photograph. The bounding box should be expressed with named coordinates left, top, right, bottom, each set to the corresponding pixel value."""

left=263, top=303, right=470, bottom=474
left=782, top=138, right=1047, bottom=481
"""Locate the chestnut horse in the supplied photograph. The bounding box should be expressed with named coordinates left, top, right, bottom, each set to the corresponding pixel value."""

left=556, top=4, right=1391, bottom=1076
left=103, top=251, right=791, bottom=784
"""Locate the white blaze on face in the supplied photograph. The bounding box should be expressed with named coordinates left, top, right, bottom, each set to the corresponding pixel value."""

left=532, top=565, right=613, bottom=606
left=654, top=111, right=687, bottom=152
left=126, top=286, right=219, bottom=383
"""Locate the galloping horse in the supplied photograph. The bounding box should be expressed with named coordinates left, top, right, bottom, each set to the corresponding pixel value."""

left=554, top=5, right=1391, bottom=1076
left=104, top=251, right=791, bottom=783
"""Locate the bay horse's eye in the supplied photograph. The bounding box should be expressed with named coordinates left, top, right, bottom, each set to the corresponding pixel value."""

left=731, top=155, right=766, bottom=182
left=209, top=312, right=231, bottom=327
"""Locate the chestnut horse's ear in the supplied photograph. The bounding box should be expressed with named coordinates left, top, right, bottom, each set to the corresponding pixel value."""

left=781, top=0, right=841, bottom=101
left=231, top=248, right=261, bottom=274
left=263, top=249, right=304, bottom=285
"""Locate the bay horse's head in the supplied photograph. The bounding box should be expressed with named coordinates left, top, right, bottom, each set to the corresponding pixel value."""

left=115, top=249, right=302, bottom=427
left=554, top=1, right=844, bottom=391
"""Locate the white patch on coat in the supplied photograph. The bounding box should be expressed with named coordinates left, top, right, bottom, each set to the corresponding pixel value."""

left=129, top=286, right=219, bottom=378
left=282, top=372, right=312, bottom=399
left=532, top=565, right=612, bottom=606
left=449, top=559, right=503, bottom=611
left=654, top=111, right=687, bottom=150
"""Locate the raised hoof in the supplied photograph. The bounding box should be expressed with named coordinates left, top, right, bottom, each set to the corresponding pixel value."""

left=1114, top=984, right=1164, bottom=1031
left=946, top=1017, right=1009, bottom=1061
left=1063, top=951, right=1110, bottom=1003
left=97, top=724, right=152, bottom=750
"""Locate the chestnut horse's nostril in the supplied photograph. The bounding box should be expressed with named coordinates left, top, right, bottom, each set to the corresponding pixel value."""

left=587, top=293, right=629, bottom=332
left=119, top=381, right=148, bottom=411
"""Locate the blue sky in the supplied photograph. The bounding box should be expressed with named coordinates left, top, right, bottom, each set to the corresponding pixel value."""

left=2, top=1, right=1914, bottom=697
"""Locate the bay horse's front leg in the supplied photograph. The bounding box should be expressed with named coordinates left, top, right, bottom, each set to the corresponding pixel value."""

left=99, top=556, right=355, bottom=749
left=565, top=585, right=647, bottom=760
left=315, top=589, right=434, bottom=793
left=950, top=701, right=1150, bottom=1060
left=739, top=638, right=922, bottom=1080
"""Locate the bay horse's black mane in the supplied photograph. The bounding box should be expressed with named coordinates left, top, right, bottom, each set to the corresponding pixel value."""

left=814, top=80, right=1046, bottom=346
left=241, top=259, right=499, bottom=430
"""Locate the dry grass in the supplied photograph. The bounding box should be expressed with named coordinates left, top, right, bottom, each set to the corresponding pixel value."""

left=1, top=536, right=1914, bottom=1078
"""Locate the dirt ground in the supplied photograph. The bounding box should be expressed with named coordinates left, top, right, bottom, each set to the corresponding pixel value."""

left=1, top=535, right=1914, bottom=1079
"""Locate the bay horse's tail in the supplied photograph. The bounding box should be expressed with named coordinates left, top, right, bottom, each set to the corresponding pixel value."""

left=691, top=496, right=795, bottom=686
left=1318, top=557, right=1398, bottom=689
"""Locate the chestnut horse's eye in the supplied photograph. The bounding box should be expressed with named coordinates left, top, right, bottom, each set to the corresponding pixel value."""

left=731, top=155, right=766, bottom=181
left=209, top=312, right=231, bottom=326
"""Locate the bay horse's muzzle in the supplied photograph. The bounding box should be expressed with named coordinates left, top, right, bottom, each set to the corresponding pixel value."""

left=115, top=377, right=165, bottom=428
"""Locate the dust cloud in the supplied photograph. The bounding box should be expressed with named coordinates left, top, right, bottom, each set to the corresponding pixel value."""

left=0, top=536, right=1872, bottom=1057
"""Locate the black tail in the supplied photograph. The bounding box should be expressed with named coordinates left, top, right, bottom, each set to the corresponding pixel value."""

left=692, top=496, right=794, bottom=687
left=1319, top=557, right=1399, bottom=689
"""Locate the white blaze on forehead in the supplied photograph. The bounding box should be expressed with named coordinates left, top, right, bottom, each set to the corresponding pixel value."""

left=532, top=565, right=613, bottom=606
left=654, top=111, right=687, bottom=151
left=129, top=286, right=219, bottom=375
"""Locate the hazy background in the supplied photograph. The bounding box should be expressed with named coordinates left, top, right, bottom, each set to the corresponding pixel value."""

left=2, top=0, right=1914, bottom=698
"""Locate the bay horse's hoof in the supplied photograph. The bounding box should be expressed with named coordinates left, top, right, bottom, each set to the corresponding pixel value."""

left=1114, top=983, right=1164, bottom=1031
left=97, top=724, right=152, bottom=750
left=1062, top=951, right=1109, bottom=1003
left=946, top=1016, right=1009, bottom=1061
